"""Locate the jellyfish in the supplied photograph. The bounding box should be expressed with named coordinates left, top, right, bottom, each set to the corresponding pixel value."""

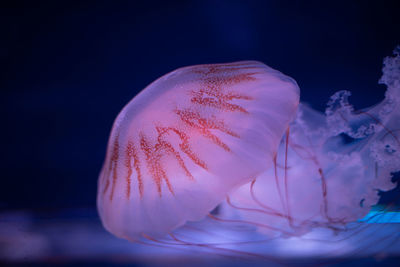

left=97, top=61, right=300, bottom=239
left=97, top=48, right=400, bottom=259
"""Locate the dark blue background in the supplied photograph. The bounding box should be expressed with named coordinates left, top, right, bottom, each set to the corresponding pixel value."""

left=1, top=0, right=399, bottom=211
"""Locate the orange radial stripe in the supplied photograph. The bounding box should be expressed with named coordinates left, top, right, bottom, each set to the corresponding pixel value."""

left=160, top=139, right=194, bottom=181
left=131, top=142, right=144, bottom=198
left=124, top=141, right=145, bottom=199
left=175, top=109, right=238, bottom=152
left=191, top=91, right=250, bottom=113
left=124, top=143, right=133, bottom=199
left=140, top=133, right=176, bottom=196
left=203, top=72, right=259, bottom=87
left=109, top=137, right=120, bottom=201
left=102, top=178, right=110, bottom=195
left=169, top=127, right=208, bottom=170
left=193, top=64, right=261, bottom=76
left=140, top=134, right=163, bottom=195
left=125, top=141, right=144, bottom=198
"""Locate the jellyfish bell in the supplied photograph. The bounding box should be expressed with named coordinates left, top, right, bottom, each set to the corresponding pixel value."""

left=97, top=61, right=300, bottom=240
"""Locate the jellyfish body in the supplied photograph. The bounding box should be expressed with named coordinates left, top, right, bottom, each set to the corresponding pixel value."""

left=98, top=49, right=400, bottom=258
left=97, top=61, right=300, bottom=239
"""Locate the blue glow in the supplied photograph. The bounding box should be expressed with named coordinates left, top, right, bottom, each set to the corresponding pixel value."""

left=360, top=210, right=400, bottom=223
